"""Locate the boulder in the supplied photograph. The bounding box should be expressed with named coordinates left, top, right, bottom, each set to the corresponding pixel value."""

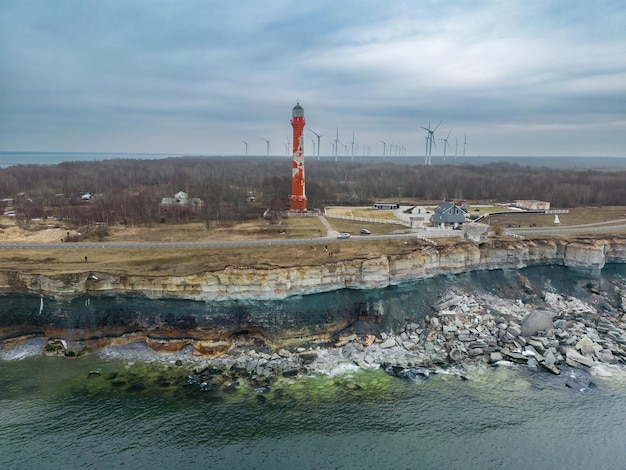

left=449, top=348, right=463, bottom=362
left=544, top=348, right=557, bottom=365
left=501, top=349, right=529, bottom=364
left=540, top=361, right=561, bottom=375
left=564, top=369, right=594, bottom=391
left=298, top=351, right=318, bottom=365
left=596, top=349, right=616, bottom=363
left=380, top=337, right=396, bottom=349
left=489, top=351, right=503, bottom=363
left=508, top=324, right=522, bottom=337
left=520, top=309, right=554, bottom=337
left=565, top=348, right=594, bottom=368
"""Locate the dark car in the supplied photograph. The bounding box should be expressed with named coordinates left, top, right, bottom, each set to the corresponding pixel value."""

left=360, top=229, right=371, bottom=235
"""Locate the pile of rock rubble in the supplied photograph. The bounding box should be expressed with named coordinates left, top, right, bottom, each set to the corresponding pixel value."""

left=182, top=288, right=626, bottom=392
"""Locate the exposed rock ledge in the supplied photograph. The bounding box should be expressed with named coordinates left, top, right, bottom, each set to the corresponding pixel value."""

left=1, top=237, right=625, bottom=301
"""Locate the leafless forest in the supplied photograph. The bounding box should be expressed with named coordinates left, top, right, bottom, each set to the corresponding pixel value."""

left=1, top=157, right=625, bottom=228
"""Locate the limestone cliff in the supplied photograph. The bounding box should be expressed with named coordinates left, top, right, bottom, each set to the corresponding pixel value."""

left=1, top=237, right=625, bottom=301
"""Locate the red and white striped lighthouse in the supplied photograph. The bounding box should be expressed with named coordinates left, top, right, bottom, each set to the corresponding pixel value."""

left=289, top=101, right=307, bottom=211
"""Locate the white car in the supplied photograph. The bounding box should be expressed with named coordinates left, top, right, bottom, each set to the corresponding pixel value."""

left=337, top=232, right=351, bottom=239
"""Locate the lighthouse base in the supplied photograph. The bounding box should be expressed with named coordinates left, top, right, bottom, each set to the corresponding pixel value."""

left=289, top=195, right=307, bottom=212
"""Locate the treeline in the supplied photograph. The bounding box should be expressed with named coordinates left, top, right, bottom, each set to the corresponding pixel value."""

left=0, top=157, right=624, bottom=228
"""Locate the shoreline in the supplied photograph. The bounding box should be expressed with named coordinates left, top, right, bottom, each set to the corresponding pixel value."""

left=3, top=281, right=626, bottom=394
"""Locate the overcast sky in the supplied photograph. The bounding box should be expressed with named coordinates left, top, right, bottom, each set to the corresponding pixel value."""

left=1, top=0, right=625, bottom=157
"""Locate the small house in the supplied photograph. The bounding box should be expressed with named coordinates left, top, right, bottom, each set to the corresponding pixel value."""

left=431, top=201, right=466, bottom=228
left=159, top=190, right=204, bottom=216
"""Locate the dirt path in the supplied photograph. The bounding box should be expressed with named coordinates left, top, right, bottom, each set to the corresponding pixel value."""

left=317, top=216, right=339, bottom=238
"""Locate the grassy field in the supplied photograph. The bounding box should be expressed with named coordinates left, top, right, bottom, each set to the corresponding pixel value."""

left=324, top=218, right=408, bottom=235
left=0, top=237, right=438, bottom=275
left=0, top=217, right=327, bottom=244
left=325, top=206, right=400, bottom=220
left=484, top=206, right=626, bottom=228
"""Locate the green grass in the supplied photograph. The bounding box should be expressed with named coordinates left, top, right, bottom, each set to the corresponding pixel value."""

left=325, top=218, right=407, bottom=235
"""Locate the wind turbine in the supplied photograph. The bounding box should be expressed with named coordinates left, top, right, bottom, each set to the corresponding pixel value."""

left=463, top=133, right=468, bottom=157
left=380, top=140, right=387, bottom=157
left=338, top=141, right=347, bottom=157
left=308, top=128, right=326, bottom=159
left=334, top=128, right=340, bottom=160
left=310, top=138, right=316, bottom=157
left=438, top=129, right=452, bottom=161
left=241, top=140, right=248, bottom=156
left=260, top=138, right=271, bottom=157
left=285, top=136, right=291, bottom=156
left=351, top=131, right=356, bottom=160
left=455, top=137, right=458, bottom=157
left=420, top=120, right=442, bottom=165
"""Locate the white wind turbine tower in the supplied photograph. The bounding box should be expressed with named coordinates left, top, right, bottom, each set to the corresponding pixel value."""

left=310, top=138, right=316, bottom=157
left=334, top=128, right=340, bottom=161
left=463, top=133, right=468, bottom=157
left=351, top=131, right=356, bottom=160
left=420, top=120, right=442, bottom=165
left=309, top=129, right=326, bottom=160
left=438, top=129, right=452, bottom=162
left=241, top=140, right=248, bottom=156
left=260, top=138, right=271, bottom=157
left=380, top=140, right=387, bottom=157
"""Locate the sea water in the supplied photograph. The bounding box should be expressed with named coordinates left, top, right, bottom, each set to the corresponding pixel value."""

left=1, top=353, right=626, bottom=470
left=0, top=152, right=180, bottom=167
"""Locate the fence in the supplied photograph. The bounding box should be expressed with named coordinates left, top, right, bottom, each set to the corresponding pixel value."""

left=323, top=211, right=412, bottom=227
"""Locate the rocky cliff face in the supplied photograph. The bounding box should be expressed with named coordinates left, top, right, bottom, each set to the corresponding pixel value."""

left=1, top=237, right=625, bottom=302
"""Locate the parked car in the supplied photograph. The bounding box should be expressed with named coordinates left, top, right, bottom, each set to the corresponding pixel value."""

left=337, top=232, right=351, bottom=239
left=360, top=229, right=371, bottom=235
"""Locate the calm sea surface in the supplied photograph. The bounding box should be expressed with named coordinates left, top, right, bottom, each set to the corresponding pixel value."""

left=3, top=151, right=626, bottom=169
left=0, top=152, right=181, bottom=167
left=1, top=354, right=626, bottom=470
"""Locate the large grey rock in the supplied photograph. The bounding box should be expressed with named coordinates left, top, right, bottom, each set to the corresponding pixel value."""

left=508, top=324, right=522, bottom=337
left=380, top=337, right=396, bottom=349
left=489, top=351, right=503, bottom=363
left=544, top=348, right=557, bottom=365
left=565, top=348, right=594, bottom=368
left=521, top=309, right=554, bottom=337
left=539, top=361, right=560, bottom=375
left=298, top=351, right=318, bottom=365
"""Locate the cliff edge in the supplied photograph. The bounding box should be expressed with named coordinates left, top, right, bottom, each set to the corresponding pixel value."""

left=1, top=237, right=625, bottom=301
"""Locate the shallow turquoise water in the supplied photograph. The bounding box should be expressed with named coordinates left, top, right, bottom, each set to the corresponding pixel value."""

left=2, top=356, right=626, bottom=470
